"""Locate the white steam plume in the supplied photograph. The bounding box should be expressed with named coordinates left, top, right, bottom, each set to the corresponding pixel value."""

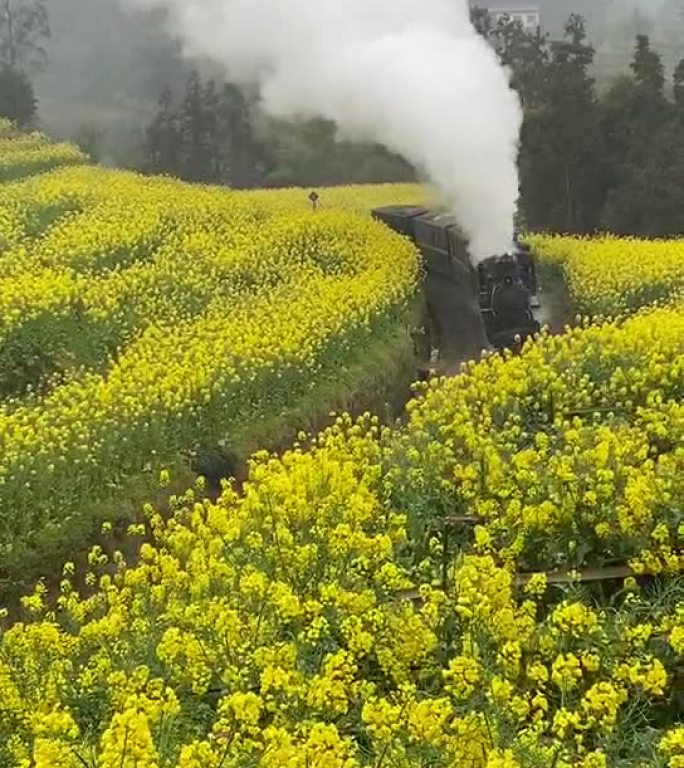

left=124, top=0, right=522, bottom=260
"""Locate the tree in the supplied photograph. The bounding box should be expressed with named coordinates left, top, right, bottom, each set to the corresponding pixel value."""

left=145, top=86, right=181, bottom=177
left=596, top=34, right=679, bottom=237
left=629, top=34, right=668, bottom=139
left=145, top=74, right=261, bottom=186
left=598, top=75, right=639, bottom=198
left=73, top=122, right=105, bottom=163
left=202, top=79, right=222, bottom=182
left=631, top=34, right=665, bottom=95
left=599, top=36, right=668, bottom=187
left=142, top=73, right=414, bottom=189
left=178, top=69, right=214, bottom=183
left=493, top=16, right=548, bottom=108
left=603, top=119, right=684, bottom=237
left=217, top=82, right=259, bottom=187
left=470, top=8, right=548, bottom=108
left=0, top=0, right=49, bottom=74
left=674, top=57, right=684, bottom=114
left=520, top=15, right=604, bottom=233
left=0, top=63, right=34, bottom=125
left=338, top=141, right=415, bottom=185
left=258, top=117, right=336, bottom=187
left=469, top=5, right=494, bottom=39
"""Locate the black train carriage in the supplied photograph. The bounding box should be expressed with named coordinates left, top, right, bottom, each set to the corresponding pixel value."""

left=477, top=254, right=540, bottom=351
left=371, top=205, right=540, bottom=363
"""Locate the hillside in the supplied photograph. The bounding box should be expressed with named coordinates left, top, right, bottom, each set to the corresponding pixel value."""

left=0, top=131, right=433, bottom=590
left=0, top=129, right=682, bottom=767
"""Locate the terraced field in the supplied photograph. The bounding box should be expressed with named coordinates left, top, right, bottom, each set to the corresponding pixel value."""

left=531, top=233, right=684, bottom=316
left=0, top=140, right=428, bottom=586
left=0, top=131, right=682, bottom=767
left=3, top=305, right=682, bottom=768
left=0, top=120, right=87, bottom=183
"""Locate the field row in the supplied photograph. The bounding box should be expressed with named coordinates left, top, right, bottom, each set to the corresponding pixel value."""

left=0, top=122, right=87, bottom=183
left=2, top=304, right=682, bottom=767
left=392, top=305, right=683, bottom=575
left=0, top=164, right=426, bottom=584
left=0, top=130, right=682, bottom=766
left=531, top=233, right=684, bottom=316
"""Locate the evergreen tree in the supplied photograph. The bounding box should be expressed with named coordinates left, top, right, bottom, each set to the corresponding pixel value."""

left=520, top=15, right=603, bottom=233
left=603, top=119, right=684, bottom=237
left=145, top=85, right=181, bottom=176
left=0, top=63, right=34, bottom=125
left=674, top=57, right=684, bottom=114
left=629, top=34, right=669, bottom=143
left=202, top=78, right=223, bottom=183
left=601, top=34, right=673, bottom=235
left=178, top=69, right=213, bottom=183
left=0, top=0, right=49, bottom=74
left=217, top=82, right=258, bottom=187
left=631, top=34, right=665, bottom=95
left=599, top=74, right=639, bottom=200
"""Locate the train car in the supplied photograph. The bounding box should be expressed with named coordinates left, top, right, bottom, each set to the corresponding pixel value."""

left=371, top=205, right=540, bottom=363
left=477, top=255, right=540, bottom=350
left=372, top=205, right=429, bottom=237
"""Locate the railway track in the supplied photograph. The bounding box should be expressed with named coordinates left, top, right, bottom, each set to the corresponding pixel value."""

left=414, top=270, right=575, bottom=379
left=397, top=512, right=668, bottom=602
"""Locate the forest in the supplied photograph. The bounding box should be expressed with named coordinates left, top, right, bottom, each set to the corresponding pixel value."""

left=139, top=8, right=684, bottom=239
left=2, top=1, right=684, bottom=236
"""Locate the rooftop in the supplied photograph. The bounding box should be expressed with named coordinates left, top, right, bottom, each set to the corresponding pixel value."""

left=482, top=0, right=541, bottom=10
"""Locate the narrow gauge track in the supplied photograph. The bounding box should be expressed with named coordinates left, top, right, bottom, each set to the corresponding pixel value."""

left=414, top=270, right=575, bottom=379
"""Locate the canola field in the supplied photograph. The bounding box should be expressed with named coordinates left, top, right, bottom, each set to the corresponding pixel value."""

left=530, top=234, right=684, bottom=316
left=0, top=133, right=683, bottom=767
left=0, top=141, right=426, bottom=585
left=1, top=307, right=682, bottom=768
left=0, top=120, right=87, bottom=183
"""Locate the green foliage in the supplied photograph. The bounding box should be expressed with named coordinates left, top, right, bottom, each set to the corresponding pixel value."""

left=603, top=120, right=684, bottom=237
left=0, top=0, right=49, bottom=74
left=71, top=122, right=105, bottom=163
left=674, top=58, right=684, bottom=111
left=0, top=63, right=34, bottom=126
left=473, top=4, right=684, bottom=240
left=517, top=14, right=604, bottom=234
left=469, top=4, right=494, bottom=38
left=258, top=117, right=414, bottom=189
left=177, top=69, right=213, bottom=183
left=632, top=33, right=666, bottom=96
left=145, top=86, right=180, bottom=177
left=144, top=71, right=415, bottom=189
left=145, top=71, right=261, bottom=187
left=598, top=36, right=684, bottom=237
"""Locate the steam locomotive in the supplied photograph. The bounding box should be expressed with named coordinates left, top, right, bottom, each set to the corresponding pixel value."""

left=371, top=205, right=540, bottom=366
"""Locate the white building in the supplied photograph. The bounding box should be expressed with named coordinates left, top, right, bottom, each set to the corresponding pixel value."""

left=484, top=1, right=542, bottom=34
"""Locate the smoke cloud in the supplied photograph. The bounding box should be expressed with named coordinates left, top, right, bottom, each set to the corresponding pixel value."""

left=123, top=0, right=522, bottom=260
